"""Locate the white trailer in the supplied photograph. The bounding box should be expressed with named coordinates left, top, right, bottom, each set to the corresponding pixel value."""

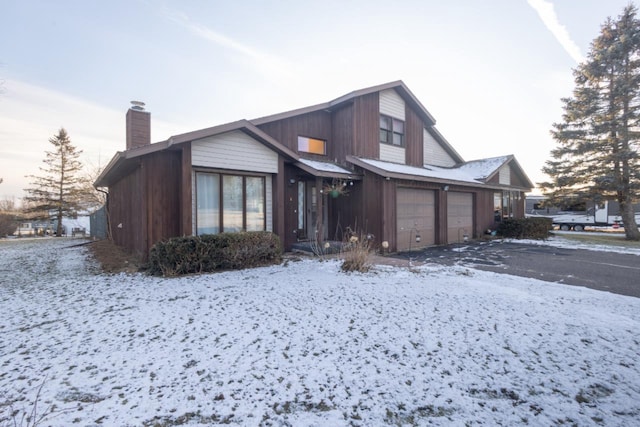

left=547, top=201, right=640, bottom=231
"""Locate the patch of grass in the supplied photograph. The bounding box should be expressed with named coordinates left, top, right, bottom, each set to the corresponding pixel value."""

left=551, top=231, right=640, bottom=248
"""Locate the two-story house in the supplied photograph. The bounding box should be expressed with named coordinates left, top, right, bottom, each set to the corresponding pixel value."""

left=95, top=81, right=533, bottom=259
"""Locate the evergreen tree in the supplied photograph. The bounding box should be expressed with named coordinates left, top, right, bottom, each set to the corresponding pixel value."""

left=540, top=5, right=640, bottom=240
left=23, top=128, right=87, bottom=237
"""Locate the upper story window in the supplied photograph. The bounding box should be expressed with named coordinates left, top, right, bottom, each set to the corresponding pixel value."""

left=379, top=115, right=404, bottom=147
left=298, top=136, right=326, bottom=155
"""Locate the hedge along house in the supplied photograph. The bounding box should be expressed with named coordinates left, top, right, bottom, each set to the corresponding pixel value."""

left=95, top=81, right=533, bottom=259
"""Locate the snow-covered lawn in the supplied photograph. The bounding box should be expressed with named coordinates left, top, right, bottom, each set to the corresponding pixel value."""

left=1, top=238, right=639, bottom=426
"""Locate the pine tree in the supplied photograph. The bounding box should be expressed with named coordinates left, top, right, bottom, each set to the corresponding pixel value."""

left=23, top=128, right=87, bottom=237
left=540, top=5, right=640, bottom=240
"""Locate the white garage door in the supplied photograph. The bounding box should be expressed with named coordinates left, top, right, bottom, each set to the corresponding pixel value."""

left=397, top=188, right=435, bottom=251
left=447, top=192, right=473, bottom=244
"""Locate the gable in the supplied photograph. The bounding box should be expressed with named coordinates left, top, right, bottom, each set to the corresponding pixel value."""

left=498, top=164, right=510, bottom=185
left=191, top=130, right=279, bottom=173
left=423, top=128, right=456, bottom=167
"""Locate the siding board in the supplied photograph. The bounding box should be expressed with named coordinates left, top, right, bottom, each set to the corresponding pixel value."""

left=330, top=103, right=353, bottom=164
left=257, top=111, right=331, bottom=154
left=192, top=130, right=278, bottom=173
left=499, top=164, right=511, bottom=185
left=353, top=93, right=379, bottom=158
left=380, top=89, right=405, bottom=120
left=379, top=144, right=405, bottom=163
left=424, top=128, right=456, bottom=167
left=405, top=107, right=423, bottom=167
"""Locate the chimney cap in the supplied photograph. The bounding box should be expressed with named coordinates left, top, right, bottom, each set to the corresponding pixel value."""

left=130, top=100, right=146, bottom=111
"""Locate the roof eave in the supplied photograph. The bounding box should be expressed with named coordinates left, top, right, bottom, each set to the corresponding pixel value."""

left=294, top=161, right=362, bottom=179
left=94, top=151, right=125, bottom=188
left=347, top=156, right=532, bottom=191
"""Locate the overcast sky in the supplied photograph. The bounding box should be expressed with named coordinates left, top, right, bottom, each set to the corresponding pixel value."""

left=0, top=0, right=637, bottom=201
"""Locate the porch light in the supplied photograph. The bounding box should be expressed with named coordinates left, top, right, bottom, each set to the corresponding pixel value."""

left=443, top=185, right=449, bottom=192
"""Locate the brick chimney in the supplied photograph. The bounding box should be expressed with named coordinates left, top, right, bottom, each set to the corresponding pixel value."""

left=126, top=101, right=151, bottom=150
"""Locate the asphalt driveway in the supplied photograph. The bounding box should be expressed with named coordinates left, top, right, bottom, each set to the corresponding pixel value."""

left=392, top=240, right=640, bottom=298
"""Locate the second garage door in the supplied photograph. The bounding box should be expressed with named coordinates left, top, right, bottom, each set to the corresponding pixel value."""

left=397, top=188, right=435, bottom=251
left=447, top=192, right=473, bottom=244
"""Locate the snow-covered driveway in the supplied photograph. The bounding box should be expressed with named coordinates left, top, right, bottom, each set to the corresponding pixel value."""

left=1, top=238, right=639, bottom=426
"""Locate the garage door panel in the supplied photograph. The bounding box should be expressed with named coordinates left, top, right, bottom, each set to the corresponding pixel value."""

left=397, top=188, right=435, bottom=251
left=447, top=192, right=473, bottom=244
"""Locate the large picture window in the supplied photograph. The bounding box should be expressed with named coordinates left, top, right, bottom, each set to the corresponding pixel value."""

left=196, top=172, right=265, bottom=235
left=379, top=115, right=404, bottom=147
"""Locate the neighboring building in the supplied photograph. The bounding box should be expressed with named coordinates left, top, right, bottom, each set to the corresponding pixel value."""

left=95, top=81, right=533, bottom=259
left=13, top=216, right=89, bottom=237
left=14, top=221, right=55, bottom=236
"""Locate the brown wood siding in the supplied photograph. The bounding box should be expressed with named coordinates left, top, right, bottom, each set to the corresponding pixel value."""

left=281, top=162, right=297, bottom=250
left=327, top=180, right=364, bottom=240
left=143, top=151, right=182, bottom=255
left=353, top=93, right=379, bottom=159
left=404, top=106, right=424, bottom=167
left=447, top=192, right=473, bottom=244
left=180, top=144, right=192, bottom=236
left=109, top=163, right=146, bottom=258
left=257, top=110, right=331, bottom=153
left=510, top=169, right=529, bottom=189
left=487, top=174, right=499, bottom=184
left=475, top=189, right=497, bottom=234
left=331, top=104, right=354, bottom=164
left=358, top=171, right=385, bottom=247
left=108, top=151, right=183, bottom=260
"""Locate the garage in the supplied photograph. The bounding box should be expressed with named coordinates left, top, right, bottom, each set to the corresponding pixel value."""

left=447, top=192, right=473, bottom=244
left=396, top=188, right=435, bottom=251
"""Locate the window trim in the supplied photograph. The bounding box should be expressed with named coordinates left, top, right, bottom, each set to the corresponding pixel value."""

left=379, top=114, right=405, bottom=147
left=195, top=170, right=266, bottom=235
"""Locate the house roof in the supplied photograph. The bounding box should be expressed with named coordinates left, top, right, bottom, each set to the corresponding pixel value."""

left=295, top=158, right=361, bottom=180
left=251, top=80, right=438, bottom=127
left=96, top=81, right=531, bottom=192
left=347, top=155, right=533, bottom=191
left=251, top=80, right=464, bottom=164
left=95, top=120, right=299, bottom=187
left=464, top=155, right=534, bottom=189
left=455, top=155, right=512, bottom=181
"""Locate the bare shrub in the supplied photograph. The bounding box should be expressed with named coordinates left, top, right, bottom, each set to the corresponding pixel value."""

left=0, top=377, right=72, bottom=427
left=340, top=229, right=374, bottom=273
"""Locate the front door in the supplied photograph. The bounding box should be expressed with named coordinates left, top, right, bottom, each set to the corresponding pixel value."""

left=297, top=180, right=327, bottom=241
